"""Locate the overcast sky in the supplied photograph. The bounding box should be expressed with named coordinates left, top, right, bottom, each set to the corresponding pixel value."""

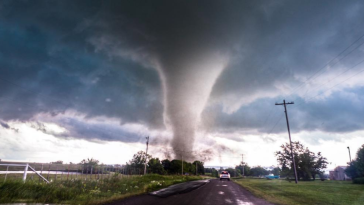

left=1, top=0, right=364, bottom=169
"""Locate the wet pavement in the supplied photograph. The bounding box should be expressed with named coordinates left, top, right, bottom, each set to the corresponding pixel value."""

left=110, top=179, right=274, bottom=205
left=149, top=179, right=210, bottom=197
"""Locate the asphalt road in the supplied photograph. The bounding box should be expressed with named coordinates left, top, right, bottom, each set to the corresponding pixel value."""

left=111, top=179, right=274, bottom=205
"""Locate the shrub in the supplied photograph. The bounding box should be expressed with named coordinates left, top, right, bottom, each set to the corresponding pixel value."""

left=353, top=177, right=364, bottom=184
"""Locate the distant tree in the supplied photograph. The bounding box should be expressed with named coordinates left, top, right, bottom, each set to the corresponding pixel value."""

left=126, top=151, right=152, bottom=175
left=193, top=161, right=205, bottom=175
left=167, top=160, right=196, bottom=175
left=79, top=158, right=100, bottom=174
left=250, top=166, right=268, bottom=176
left=51, top=160, right=63, bottom=164
left=168, top=160, right=182, bottom=174
left=80, top=158, right=99, bottom=166
left=226, top=168, right=239, bottom=177
left=235, top=162, right=251, bottom=176
left=204, top=168, right=215, bottom=175
left=162, top=159, right=171, bottom=173
left=271, top=167, right=281, bottom=176
left=275, top=141, right=328, bottom=180
left=345, top=144, right=364, bottom=180
left=148, top=158, right=165, bottom=175
left=211, top=168, right=219, bottom=178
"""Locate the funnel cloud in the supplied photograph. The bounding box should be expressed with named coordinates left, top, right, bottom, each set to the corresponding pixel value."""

left=157, top=52, right=228, bottom=160
left=87, top=1, right=244, bottom=160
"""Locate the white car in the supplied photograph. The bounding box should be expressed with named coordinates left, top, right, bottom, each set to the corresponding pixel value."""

left=220, top=171, right=230, bottom=181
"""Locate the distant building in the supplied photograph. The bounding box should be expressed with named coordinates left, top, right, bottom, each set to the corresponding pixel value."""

left=329, top=166, right=351, bottom=181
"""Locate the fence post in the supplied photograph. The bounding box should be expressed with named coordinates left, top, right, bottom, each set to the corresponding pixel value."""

left=39, top=164, right=43, bottom=183
left=61, top=166, right=64, bottom=181
left=4, top=166, right=9, bottom=182
left=47, top=164, right=50, bottom=180
left=55, top=165, right=58, bottom=181
left=23, top=163, right=29, bottom=182
left=67, top=164, right=70, bottom=181
left=101, top=165, right=103, bottom=181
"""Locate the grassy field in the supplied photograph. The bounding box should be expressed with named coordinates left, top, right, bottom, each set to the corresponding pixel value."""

left=0, top=174, right=205, bottom=204
left=0, top=172, right=118, bottom=182
left=233, top=178, right=364, bottom=205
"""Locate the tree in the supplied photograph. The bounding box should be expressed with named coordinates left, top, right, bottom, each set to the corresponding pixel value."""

left=275, top=141, right=328, bottom=180
left=345, top=144, right=364, bottom=180
left=51, top=160, right=63, bottom=164
left=204, top=168, right=219, bottom=178
left=80, top=158, right=100, bottom=174
left=148, top=158, right=165, bottom=174
left=250, top=166, right=268, bottom=176
left=162, top=159, right=171, bottom=173
left=235, top=162, right=251, bottom=176
left=80, top=158, right=99, bottom=166
left=271, top=167, right=281, bottom=176
left=169, top=160, right=184, bottom=174
left=226, top=168, right=240, bottom=177
left=126, top=151, right=152, bottom=175
left=204, top=168, right=218, bottom=177
left=193, top=161, right=205, bottom=175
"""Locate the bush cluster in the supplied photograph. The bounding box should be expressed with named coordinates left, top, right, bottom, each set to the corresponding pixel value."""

left=353, top=177, right=364, bottom=184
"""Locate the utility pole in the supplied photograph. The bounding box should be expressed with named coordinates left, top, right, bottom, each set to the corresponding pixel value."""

left=181, top=154, right=183, bottom=175
left=276, top=100, right=298, bottom=184
left=347, top=147, right=352, bottom=162
left=242, top=154, right=244, bottom=177
left=196, top=161, right=198, bottom=175
left=144, top=136, right=149, bottom=175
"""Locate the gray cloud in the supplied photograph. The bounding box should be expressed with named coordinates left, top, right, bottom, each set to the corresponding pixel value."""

left=1, top=0, right=364, bottom=148
left=0, top=121, right=19, bottom=132
left=203, top=86, right=364, bottom=143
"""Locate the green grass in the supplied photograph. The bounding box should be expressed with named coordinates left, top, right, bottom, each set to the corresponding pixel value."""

left=233, top=178, right=364, bottom=205
left=0, top=174, right=205, bottom=204
left=0, top=172, right=116, bottom=182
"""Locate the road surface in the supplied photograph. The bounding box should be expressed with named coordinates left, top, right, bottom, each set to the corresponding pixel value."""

left=111, top=179, right=274, bottom=205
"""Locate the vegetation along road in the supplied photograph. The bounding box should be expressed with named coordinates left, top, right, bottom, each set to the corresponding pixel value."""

left=233, top=178, right=364, bottom=205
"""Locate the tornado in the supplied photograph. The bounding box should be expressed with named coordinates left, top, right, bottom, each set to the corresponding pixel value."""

left=156, top=49, right=228, bottom=160
left=91, top=1, right=244, bottom=160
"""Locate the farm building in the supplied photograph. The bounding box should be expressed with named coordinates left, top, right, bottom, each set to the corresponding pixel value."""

left=329, top=166, right=351, bottom=181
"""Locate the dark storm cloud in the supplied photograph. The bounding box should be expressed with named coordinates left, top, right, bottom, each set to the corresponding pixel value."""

left=203, top=86, right=364, bottom=140
left=211, top=0, right=364, bottom=103
left=0, top=0, right=164, bottom=130
left=30, top=119, right=145, bottom=143
left=1, top=0, right=364, bottom=145
left=0, top=121, right=10, bottom=129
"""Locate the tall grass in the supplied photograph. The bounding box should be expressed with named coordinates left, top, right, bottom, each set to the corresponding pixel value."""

left=0, top=174, right=204, bottom=204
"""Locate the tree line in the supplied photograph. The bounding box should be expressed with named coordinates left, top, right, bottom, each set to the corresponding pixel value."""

left=125, top=151, right=205, bottom=175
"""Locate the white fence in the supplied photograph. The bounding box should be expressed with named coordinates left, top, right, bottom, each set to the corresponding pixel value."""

left=0, top=163, right=49, bottom=183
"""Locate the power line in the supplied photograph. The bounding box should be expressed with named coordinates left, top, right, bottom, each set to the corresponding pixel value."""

left=296, top=58, right=364, bottom=105
left=300, top=58, right=364, bottom=100
left=265, top=115, right=284, bottom=137
left=289, top=33, right=364, bottom=95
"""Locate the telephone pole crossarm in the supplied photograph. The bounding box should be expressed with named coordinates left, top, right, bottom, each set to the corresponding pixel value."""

left=275, top=102, right=294, bottom=105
